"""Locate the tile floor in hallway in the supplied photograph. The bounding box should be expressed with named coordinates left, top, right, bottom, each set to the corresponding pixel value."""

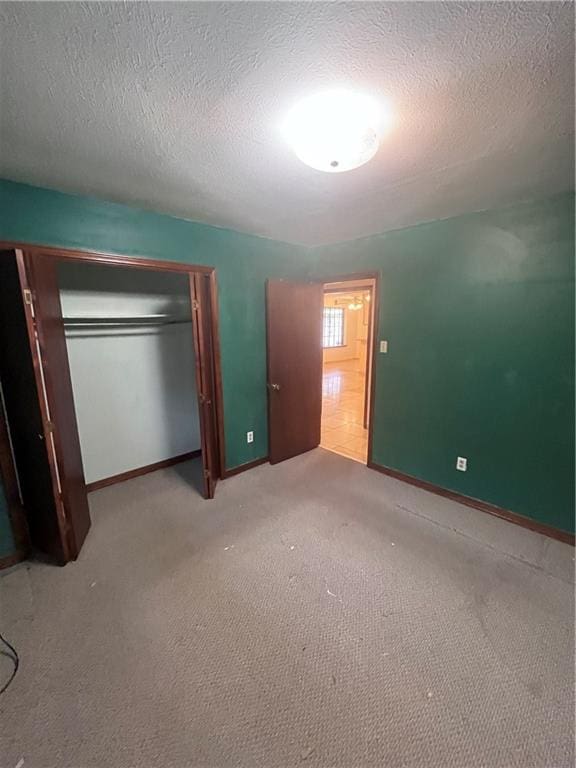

left=321, top=359, right=368, bottom=463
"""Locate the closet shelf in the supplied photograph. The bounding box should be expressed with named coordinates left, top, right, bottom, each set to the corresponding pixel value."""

left=63, top=314, right=191, bottom=327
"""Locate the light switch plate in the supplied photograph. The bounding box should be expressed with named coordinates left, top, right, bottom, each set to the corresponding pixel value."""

left=380, top=340, right=388, bottom=353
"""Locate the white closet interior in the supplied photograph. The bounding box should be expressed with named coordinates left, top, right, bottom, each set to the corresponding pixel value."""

left=58, top=262, right=201, bottom=485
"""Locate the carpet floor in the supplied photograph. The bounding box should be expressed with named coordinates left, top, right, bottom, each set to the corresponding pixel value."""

left=0, top=449, right=574, bottom=768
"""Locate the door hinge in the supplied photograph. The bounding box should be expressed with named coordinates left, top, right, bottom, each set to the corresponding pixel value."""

left=192, top=299, right=199, bottom=311
left=199, top=393, right=212, bottom=405
left=204, top=469, right=211, bottom=479
left=45, top=420, right=55, bottom=433
left=23, top=288, right=34, bottom=306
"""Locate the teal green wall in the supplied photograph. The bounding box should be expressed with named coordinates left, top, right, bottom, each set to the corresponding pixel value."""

left=314, top=192, right=575, bottom=534
left=0, top=181, right=574, bottom=559
left=0, top=179, right=311, bottom=473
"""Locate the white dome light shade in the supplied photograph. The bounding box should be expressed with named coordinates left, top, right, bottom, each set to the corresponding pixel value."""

left=282, top=90, right=386, bottom=173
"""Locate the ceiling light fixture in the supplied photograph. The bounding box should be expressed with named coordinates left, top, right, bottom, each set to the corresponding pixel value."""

left=282, top=89, right=387, bottom=173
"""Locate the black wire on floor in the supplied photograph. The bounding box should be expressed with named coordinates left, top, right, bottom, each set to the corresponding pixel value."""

left=0, top=632, right=19, bottom=695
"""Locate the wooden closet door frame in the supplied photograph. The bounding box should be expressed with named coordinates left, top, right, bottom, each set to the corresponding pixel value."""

left=18, top=249, right=91, bottom=560
left=190, top=272, right=221, bottom=497
left=0, top=242, right=226, bottom=560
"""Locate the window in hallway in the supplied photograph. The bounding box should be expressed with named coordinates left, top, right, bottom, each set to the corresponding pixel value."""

left=322, top=306, right=345, bottom=348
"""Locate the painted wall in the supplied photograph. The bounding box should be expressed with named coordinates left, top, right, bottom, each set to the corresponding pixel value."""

left=59, top=263, right=200, bottom=484
left=0, top=181, right=573, bottom=557
left=314, top=192, right=575, bottom=534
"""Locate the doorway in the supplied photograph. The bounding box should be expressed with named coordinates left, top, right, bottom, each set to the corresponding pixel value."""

left=320, top=280, right=375, bottom=464
left=266, top=274, right=378, bottom=468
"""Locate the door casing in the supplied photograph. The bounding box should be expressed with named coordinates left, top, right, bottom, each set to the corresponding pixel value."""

left=323, top=281, right=376, bottom=430
left=315, top=271, right=381, bottom=465
left=265, top=272, right=380, bottom=467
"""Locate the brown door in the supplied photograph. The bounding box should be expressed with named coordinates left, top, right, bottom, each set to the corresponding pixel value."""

left=363, top=286, right=373, bottom=430
left=266, top=279, right=323, bottom=464
left=0, top=251, right=52, bottom=557
left=0, top=250, right=90, bottom=562
left=190, top=272, right=220, bottom=498
left=21, top=250, right=90, bottom=561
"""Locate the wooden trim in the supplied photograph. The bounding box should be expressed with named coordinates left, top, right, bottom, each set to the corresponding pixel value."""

left=368, top=461, right=575, bottom=546
left=323, top=284, right=376, bottom=294
left=86, top=450, right=201, bottom=492
left=222, top=456, right=268, bottom=478
left=190, top=273, right=214, bottom=498
left=363, top=284, right=374, bottom=429
left=366, top=276, right=380, bottom=464
left=319, top=271, right=381, bottom=284
left=0, top=241, right=214, bottom=274
left=208, top=270, right=227, bottom=479
left=0, top=549, right=27, bottom=571
left=189, top=272, right=208, bottom=497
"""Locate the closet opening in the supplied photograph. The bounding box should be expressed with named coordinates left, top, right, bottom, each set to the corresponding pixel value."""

left=0, top=246, right=223, bottom=565
left=57, top=261, right=205, bottom=495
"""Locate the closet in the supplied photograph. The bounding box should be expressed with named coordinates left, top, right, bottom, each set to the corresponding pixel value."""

left=0, top=246, right=222, bottom=566
left=59, top=262, right=201, bottom=489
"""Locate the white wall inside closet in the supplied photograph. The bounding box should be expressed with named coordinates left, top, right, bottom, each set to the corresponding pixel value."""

left=58, top=263, right=201, bottom=484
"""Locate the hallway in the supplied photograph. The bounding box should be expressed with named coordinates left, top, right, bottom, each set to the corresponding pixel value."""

left=320, top=360, right=368, bottom=463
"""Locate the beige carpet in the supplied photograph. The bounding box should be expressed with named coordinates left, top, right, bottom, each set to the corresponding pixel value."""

left=0, top=449, right=574, bottom=767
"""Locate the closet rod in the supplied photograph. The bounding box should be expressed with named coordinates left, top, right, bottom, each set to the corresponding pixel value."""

left=63, top=314, right=191, bottom=327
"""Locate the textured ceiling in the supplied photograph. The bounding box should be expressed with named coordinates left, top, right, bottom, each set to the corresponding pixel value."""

left=0, top=1, right=573, bottom=246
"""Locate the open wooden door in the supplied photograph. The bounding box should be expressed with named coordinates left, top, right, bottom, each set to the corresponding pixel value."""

left=0, top=250, right=90, bottom=563
left=190, top=272, right=220, bottom=498
left=266, top=280, right=323, bottom=464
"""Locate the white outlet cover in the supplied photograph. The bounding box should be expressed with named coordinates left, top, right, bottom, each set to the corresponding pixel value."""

left=247, top=431, right=254, bottom=444
left=456, top=456, right=467, bottom=471
left=380, top=340, right=388, bottom=353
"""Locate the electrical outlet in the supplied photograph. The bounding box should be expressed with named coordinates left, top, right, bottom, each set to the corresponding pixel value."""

left=247, top=431, right=254, bottom=444
left=380, top=340, right=388, bottom=353
left=456, top=456, right=467, bottom=472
